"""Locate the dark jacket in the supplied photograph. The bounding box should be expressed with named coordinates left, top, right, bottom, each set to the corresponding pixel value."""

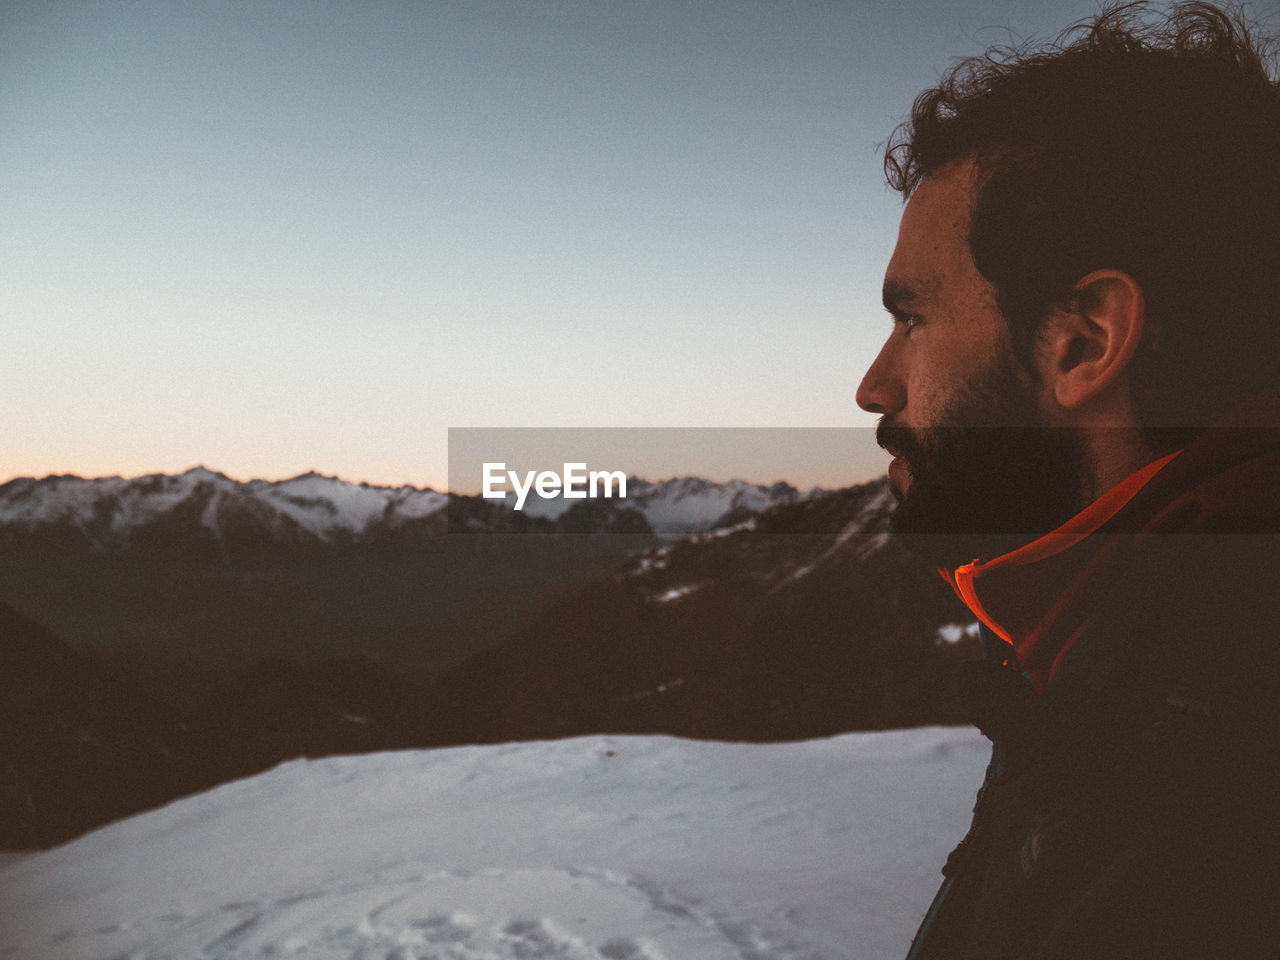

left=908, top=395, right=1280, bottom=959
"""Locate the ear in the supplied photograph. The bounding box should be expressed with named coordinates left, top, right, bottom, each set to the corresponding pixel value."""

left=1039, top=270, right=1145, bottom=411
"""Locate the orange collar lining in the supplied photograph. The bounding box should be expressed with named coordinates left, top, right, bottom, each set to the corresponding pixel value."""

left=945, top=450, right=1182, bottom=645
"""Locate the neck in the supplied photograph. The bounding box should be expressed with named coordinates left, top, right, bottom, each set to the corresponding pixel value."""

left=1080, top=424, right=1174, bottom=506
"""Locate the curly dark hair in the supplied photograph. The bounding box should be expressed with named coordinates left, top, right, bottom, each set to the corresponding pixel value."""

left=884, top=2, right=1280, bottom=436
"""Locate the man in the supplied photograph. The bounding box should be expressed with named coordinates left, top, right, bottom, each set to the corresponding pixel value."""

left=856, top=4, right=1280, bottom=958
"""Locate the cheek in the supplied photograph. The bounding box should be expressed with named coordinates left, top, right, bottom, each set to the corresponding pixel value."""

left=904, top=359, right=954, bottom=424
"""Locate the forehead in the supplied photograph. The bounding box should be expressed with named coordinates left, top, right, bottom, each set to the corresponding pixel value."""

left=884, top=161, right=983, bottom=301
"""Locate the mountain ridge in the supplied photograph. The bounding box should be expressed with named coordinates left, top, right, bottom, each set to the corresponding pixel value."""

left=0, top=477, right=977, bottom=847
left=0, top=467, right=822, bottom=547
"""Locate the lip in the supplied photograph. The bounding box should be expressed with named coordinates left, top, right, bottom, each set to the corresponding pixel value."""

left=887, top=455, right=911, bottom=499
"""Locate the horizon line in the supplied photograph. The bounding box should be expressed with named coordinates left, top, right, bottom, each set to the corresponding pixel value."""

left=0, top=463, right=885, bottom=495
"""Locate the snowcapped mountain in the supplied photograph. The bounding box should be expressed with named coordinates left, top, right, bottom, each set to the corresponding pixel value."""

left=516, top=476, right=816, bottom=535
left=0, top=468, right=815, bottom=549
left=0, top=467, right=448, bottom=550
left=626, top=477, right=897, bottom=598
left=624, top=476, right=817, bottom=534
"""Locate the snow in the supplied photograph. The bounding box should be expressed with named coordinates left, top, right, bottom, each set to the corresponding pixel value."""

left=687, top=520, right=756, bottom=543
left=853, top=532, right=890, bottom=561
left=199, top=488, right=224, bottom=540
left=0, top=475, right=126, bottom=529
left=936, top=623, right=981, bottom=646
left=391, top=488, right=450, bottom=521
left=505, top=491, right=577, bottom=521
left=508, top=479, right=811, bottom=535
left=0, top=472, right=243, bottom=543
left=254, top=474, right=423, bottom=537
left=251, top=474, right=450, bottom=535
left=784, top=563, right=816, bottom=584
left=0, top=728, right=988, bottom=960
left=631, top=549, right=671, bottom=575
left=631, top=479, right=777, bottom=535
left=0, top=470, right=813, bottom=544
left=0, top=469, right=452, bottom=545
left=654, top=584, right=702, bottom=603
left=619, top=679, right=687, bottom=703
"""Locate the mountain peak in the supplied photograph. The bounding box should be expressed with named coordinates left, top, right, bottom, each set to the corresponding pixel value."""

left=179, top=465, right=231, bottom=482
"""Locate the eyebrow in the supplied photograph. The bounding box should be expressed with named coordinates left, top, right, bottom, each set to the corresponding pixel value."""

left=881, top=279, right=918, bottom=316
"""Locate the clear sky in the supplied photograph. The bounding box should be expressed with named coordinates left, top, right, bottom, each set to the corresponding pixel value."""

left=9, top=0, right=1246, bottom=491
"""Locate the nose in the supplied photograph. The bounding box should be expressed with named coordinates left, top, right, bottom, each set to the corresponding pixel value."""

left=856, top=338, right=906, bottom=415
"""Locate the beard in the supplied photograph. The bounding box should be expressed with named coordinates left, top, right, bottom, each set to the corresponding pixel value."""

left=876, top=343, right=1090, bottom=570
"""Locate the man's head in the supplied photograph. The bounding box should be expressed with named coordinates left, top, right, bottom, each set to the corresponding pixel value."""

left=858, top=2, right=1280, bottom=565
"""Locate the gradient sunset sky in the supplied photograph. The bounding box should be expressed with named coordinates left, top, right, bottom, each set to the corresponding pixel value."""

left=11, top=0, right=1246, bottom=491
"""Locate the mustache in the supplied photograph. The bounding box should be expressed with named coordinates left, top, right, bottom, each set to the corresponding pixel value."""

left=875, top=417, right=928, bottom=464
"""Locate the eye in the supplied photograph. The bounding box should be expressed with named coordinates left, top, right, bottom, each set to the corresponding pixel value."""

left=894, top=312, right=923, bottom=336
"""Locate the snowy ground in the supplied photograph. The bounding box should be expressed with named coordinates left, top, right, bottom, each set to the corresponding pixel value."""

left=0, top=727, right=988, bottom=960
